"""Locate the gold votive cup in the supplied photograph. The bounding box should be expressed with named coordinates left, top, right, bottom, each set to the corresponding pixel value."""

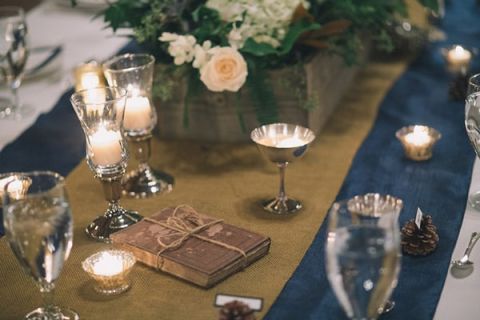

left=82, top=249, right=136, bottom=295
left=0, top=172, right=31, bottom=205
left=442, top=45, right=473, bottom=74
left=396, top=125, right=441, bottom=161
left=73, top=61, right=105, bottom=92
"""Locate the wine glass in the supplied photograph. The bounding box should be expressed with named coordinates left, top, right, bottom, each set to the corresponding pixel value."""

left=103, top=53, right=173, bottom=198
left=326, top=193, right=403, bottom=320
left=70, top=86, right=142, bottom=242
left=251, top=123, right=316, bottom=214
left=0, top=6, right=31, bottom=119
left=2, top=171, right=78, bottom=319
left=465, top=92, right=480, bottom=210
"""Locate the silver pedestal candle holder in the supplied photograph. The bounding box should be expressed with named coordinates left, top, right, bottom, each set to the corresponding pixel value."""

left=103, top=53, right=173, bottom=199
left=70, top=86, right=142, bottom=242
left=251, top=123, right=316, bottom=215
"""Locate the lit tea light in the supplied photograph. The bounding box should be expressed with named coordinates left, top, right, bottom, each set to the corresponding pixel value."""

left=404, top=126, right=431, bottom=146
left=0, top=175, right=32, bottom=200
left=82, top=249, right=136, bottom=295
left=396, top=125, right=441, bottom=161
left=89, top=127, right=123, bottom=166
left=259, top=135, right=307, bottom=148
left=81, top=72, right=101, bottom=89
left=444, top=45, right=472, bottom=73
left=73, top=62, right=105, bottom=92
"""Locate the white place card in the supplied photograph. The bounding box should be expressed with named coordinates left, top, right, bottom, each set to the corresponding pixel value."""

left=415, top=208, right=424, bottom=229
left=215, top=294, right=263, bottom=311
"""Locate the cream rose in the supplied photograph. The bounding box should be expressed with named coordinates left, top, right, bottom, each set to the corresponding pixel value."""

left=200, top=47, right=248, bottom=92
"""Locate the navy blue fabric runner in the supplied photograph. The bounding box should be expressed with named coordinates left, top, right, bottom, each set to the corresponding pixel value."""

left=266, top=1, right=480, bottom=319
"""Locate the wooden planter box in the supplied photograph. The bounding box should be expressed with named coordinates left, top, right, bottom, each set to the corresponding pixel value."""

left=154, top=52, right=360, bottom=142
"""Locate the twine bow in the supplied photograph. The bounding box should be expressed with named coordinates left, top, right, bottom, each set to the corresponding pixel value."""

left=144, top=205, right=248, bottom=270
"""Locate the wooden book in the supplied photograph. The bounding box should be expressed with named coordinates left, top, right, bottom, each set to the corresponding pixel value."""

left=110, top=207, right=271, bottom=288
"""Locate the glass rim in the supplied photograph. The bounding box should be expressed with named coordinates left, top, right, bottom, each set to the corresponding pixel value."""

left=70, top=86, right=127, bottom=106
left=469, top=73, right=480, bottom=85
left=0, top=6, right=25, bottom=18
left=250, top=122, right=316, bottom=146
left=331, top=193, right=403, bottom=217
left=103, top=53, right=155, bottom=74
left=3, top=170, right=65, bottom=198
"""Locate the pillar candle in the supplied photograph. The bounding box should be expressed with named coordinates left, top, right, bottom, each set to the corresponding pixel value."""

left=89, top=128, right=123, bottom=166
left=124, top=96, right=152, bottom=130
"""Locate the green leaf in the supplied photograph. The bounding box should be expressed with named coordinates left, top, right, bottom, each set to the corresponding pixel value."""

left=241, top=39, right=279, bottom=57
left=241, top=20, right=321, bottom=57
left=418, top=0, right=439, bottom=12
left=247, top=61, right=278, bottom=125
left=278, top=20, right=321, bottom=55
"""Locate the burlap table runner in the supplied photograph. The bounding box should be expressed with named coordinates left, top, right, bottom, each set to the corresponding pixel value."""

left=0, top=55, right=412, bottom=319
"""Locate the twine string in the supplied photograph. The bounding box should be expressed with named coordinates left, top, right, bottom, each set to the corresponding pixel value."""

left=143, top=205, right=248, bottom=270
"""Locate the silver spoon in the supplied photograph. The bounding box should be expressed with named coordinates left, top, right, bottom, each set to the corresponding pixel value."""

left=452, top=232, right=480, bottom=269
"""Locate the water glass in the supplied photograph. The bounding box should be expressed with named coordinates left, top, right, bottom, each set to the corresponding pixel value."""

left=326, top=194, right=402, bottom=320
left=0, top=6, right=31, bottom=119
left=3, top=171, right=78, bottom=319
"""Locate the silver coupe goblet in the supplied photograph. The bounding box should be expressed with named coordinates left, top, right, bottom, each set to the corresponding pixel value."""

left=251, top=123, right=315, bottom=214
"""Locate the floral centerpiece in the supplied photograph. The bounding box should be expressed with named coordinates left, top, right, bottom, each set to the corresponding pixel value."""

left=85, top=0, right=437, bottom=138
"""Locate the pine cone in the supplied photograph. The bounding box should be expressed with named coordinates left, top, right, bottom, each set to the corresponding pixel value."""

left=219, top=301, right=256, bottom=320
left=401, top=215, right=439, bottom=256
left=449, top=73, right=469, bottom=101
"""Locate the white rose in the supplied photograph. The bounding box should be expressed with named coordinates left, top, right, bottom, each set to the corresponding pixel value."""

left=200, top=47, right=248, bottom=92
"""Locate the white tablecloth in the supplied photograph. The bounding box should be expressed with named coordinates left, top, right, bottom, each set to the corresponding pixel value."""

left=0, top=1, right=128, bottom=151
left=435, top=160, right=480, bottom=319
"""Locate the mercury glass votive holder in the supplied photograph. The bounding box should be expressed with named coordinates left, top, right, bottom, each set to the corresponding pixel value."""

left=441, top=45, right=473, bottom=75
left=396, top=125, right=441, bottom=161
left=82, top=249, right=136, bottom=295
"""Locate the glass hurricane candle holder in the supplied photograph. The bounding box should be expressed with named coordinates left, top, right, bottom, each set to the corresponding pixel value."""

left=82, top=249, right=136, bottom=295
left=70, top=86, right=142, bottom=242
left=251, top=123, right=316, bottom=214
left=396, top=125, right=441, bottom=161
left=103, top=53, right=173, bottom=198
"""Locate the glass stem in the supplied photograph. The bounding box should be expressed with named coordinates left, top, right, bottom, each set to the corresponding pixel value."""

left=39, top=281, right=56, bottom=314
left=277, top=163, right=287, bottom=202
left=10, top=84, right=20, bottom=112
